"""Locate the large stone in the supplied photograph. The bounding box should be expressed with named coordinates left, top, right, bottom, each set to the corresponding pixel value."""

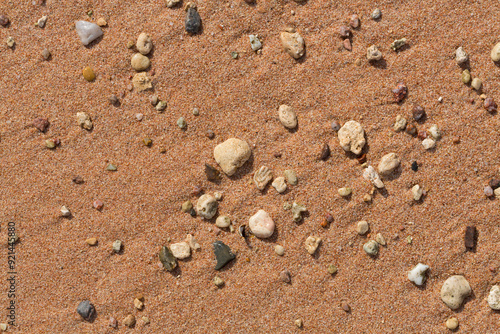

left=338, top=120, right=365, bottom=155
left=249, top=210, right=275, bottom=238
left=280, top=30, right=305, bottom=59
left=440, top=275, right=471, bottom=309
left=75, top=21, right=103, bottom=46
left=278, top=105, right=297, bottom=129
left=136, top=33, right=152, bottom=55
left=213, top=138, right=251, bottom=176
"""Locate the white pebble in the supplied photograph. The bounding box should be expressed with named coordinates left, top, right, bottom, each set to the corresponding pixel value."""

left=249, top=210, right=275, bottom=238
left=272, top=177, right=287, bottom=193
left=455, top=47, right=468, bottom=64
left=422, top=138, right=436, bottom=150
left=249, top=35, right=262, bottom=51
left=378, top=153, right=400, bottom=176
left=274, top=245, right=285, bottom=256
left=440, top=275, right=472, bottom=310
left=471, top=78, right=482, bottom=91
left=338, top=120, right=366, bottom=155
left=196, top=194, right=218, bottom=219
left=428, top=124, right=441, bottom=140
left=488, top=285, right=500, bottom=310
left=215, top=215, right=231, bottom=228
left=135, top=113, right=143, bottom=121
left=356, top=221, right=369, bottom=235
left=170, top=241, right=191, bottom=259
left=412, top=184, right=423, bottom=201
left=363, top=165, right=384, bottom=188
left=304, top=236, right=321, bottom=254
left=75, top=21, right=103, bottom=46
left=393, top=115, right=407, bottom=132
left=213, top=138, right=252, bottom=176
left=408, top=263, right=429, bottom=286
left=60, top=206, right=71, bottom=217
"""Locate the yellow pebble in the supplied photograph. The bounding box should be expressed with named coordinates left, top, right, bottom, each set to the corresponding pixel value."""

left=82, top=66, right=96, bottom=82
left=446, top=317, right=458, bottom=330
left=86, top=237, right=97, bottom=246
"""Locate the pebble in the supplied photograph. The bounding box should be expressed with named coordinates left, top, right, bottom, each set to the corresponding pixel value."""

left=461, top=69, right=471, bottom=84
left=214, top=192, right=223, bottom=201
left=45, top=139, right=56, bottom=149
left=156, top=101, right=167, bottom=112
left=143, top=137, right=152, bottom=146
left=112, top=240, right=122, bottom=253
left=6, top=36, right=14, bottom=48
left=338, top=187, right=352, bottom=197
left=280, top=30, right=305, bottom=59
left=77, top=300, right=95, bottom=321
left=331, top=121, right=341, bottom=131
left=109, top=95, right=120, bottom=106
left=136, top=33, right=152, bottom=55
left=205, top=163, right=220, bottom=181
left=281, top=270, right=292, bottom=283
left=294, top=318, right=302, bottom=327
left=393, top=82, right=408, bottom=102
left=488, top=285, right=500, bottom=310
left=96, top=18, right=107, bottom=27
left=41, top=48, right=51, bottom=60
left=215, top=215, right=231, bottom=228
left=134, top=298, right=144, bottom=310
left=440, top=275, right=471, bottom=309
left=150, top=95, right=159, bottom=106
left=33, top=117, right=50, bottom=132
left=338, top=120, right=366, bottom=155
left=408, top=263, right=429, bottom=285
left=123, top=314, right=136, bottom=328
left=106, top=163, right=117, bottom=171
left=406, top=123, right=417, bottom=136
left=166, top=0, right=181, bottom=7
left=272, top=177, right=287, bottom=193
left=185, top=7, right=201, bottom=34
left=366, top=45, right=382, bottom=61
left=82, top=66, right=96, bottom=82
left=327, top=264, right=337, bottom=275
left=363, top=165, right=385, bottom=188
left=489, top=178, right=500, bottom=189
left=284, top=170, right=298, bottom=185
left=428, top=124, right=441, bottom=140
left=192, top=107, right=199, bottom=116
left=60, top=206, right=71, bottom=217
left=484, top=97, right=497, bottom=113
left=196, top=194, right=218, bottom=219
left=319, top=143, right=330, bottom=160
left=37, top=15, right=47, bottom=28
left=249, top=210, right=275, bottom=238
left=411, top=184, right=423, bottom=201
left=413, top=105, right=426, bottom=121
left=213, top=241, right=236, bottom=270
left=363, top=194, right=372, bottom=202
left=349, top=14, right=360, bottom=28
left=491, top=42, right=500, bottom=62
left=275, top=245, right=285, bottom=256
left=292, top=202, right=307, bottom=222
left=343, top=39, right=352, bottom=51
left=206, top=130, right=215, bottom=139
left=375, top=233, right=386, bottom=246
left=131, top=53, right=150, bottom=71
left=93, top=200, right=104, bottom=210
left=213, top=276, right=224, bottom=287
left=304, top=236, right=321, bottom=254
left=339, top=26, right=351, bottom=38
left=341, top=301, right=351, bottom=312
left=249, top=35, right=262, bottom=51
left=363, top=240, right=379, bottom=256
left=446, top=317, right=459, bottom=330
left=422, top=138, right=436, bottom=150
left=170, top=241, right=191, bottom=259
left=132, top=72, right=153, bottom=92
left=86, top=237, right=97, bottom=246
left=185, top=234, right=201, bottom=251
left=356, top=221, right=369, bottom=235
left=0, top=15, right=9, bottom=26
left=455, top=47, right=468, bottom=64
left=464, top=226, right=476, bottom=250
left=390, top=38, right=407, bottom=51
left=75, top=21, right=103, bottom=46
left=378, top=153, right=400, bottom=176
left=159, top=246, right=177, bottom=271
left=177, top=117, right=187, bottom=129
left=109, top=317, right=118, bottom=328
left=393, top=115, right=407, bottom=131
left=213, top=138, right=251, bottom=176
left=73, top=175, right=84, bottom=184
left=495, top=187, right=500, bottom=198
left=471, top=77, right=482, bottom=90
left=411, top=161, right=418, bottom=172
left=278, top=104, right=297, bottom=129
left=253, top=166, right=273, bottom=190
left=371, top=8, right=381, bottom=20
left=484, top=186, right=494, bottom=197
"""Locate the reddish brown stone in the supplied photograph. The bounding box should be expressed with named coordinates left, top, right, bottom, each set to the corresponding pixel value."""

left=464, top=226, right=477, bottom=250
left=349, top=15, right=360, bottom=28
left=93, top=200, right=104, bottom=210
left=319, top=143, right=330, bottom=161
left=33, top=118, right=49, bottom=132
left=484, top=97, right=497, bottom=113
left=343, top=39, right=352, bottom=51
left=392, top=82, right=408, bottom=103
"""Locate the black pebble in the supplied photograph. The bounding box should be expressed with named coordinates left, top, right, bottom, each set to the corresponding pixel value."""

left=213, top=241, right=236, bottom=270
left=411, top=161, right=418, bottom=171
left=205, top=163, right=220, bottom=182
left=185, top=8, right=201, bottom=34
left=77, top=300, right=95, bottom=321
left=464, top=226, right=477, bottom=250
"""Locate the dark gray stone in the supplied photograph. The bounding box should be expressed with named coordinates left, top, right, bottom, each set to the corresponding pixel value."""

left=213, top=241, right=235, bottom=270
left=185, top=8, right=201, bottom=34
left=77, top=300, right=95, bottom=321
left=159, top=246, right=177, bottom=271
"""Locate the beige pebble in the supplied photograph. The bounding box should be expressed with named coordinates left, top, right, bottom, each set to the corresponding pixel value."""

left=134, top=298, right=144, bottom=310
left=278, top=104, right=297, bottom=129
left=86, top=237, right=97, bottom=246
left=132, top=72, right=153, bottom=92
left=272, top=176, right=287, bottom=193
left=338, top=187, right=352, bottom=197
left=275, top=245, right=285, bottom=256
left=170, top=241, right=191, bottom=259
left=123, top=314, right=136, bottom=328
left=136, top=33, right=153, bottom=55
left=471, top=77, right=482, bottom=90
left=304, top=236, right=321, bottom=254
left=491, top=42, right=500, bottom=62
left=76, top=112, right=93, bottom=130
left=367, top=45, right=382, bottom=61
left=253, top=166, right=273, bottom=190
left=213, top=138, right=252, bottom=176
left=338, top=120, right=366, bottom=155
left=375, top=233, right=386, bottom=246
left=445, top=317, right=459, bottom=330
left=280, top=31, right=305, bottom=59
left=131, top=53, right=151, bottom=71
left=356, top=221, right=369, bottom=235
left=96, top=18, right=107, bottom=26
left=294, top=319, right=303, bottom=328
left=215, top=215, right=231, bottom=228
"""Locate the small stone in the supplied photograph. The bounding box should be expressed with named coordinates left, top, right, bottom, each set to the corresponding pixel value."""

left=338, top=187, right=352, bottom=197
left=132, top=72, right=153, bottom=92
left=136, top=33, right=152, bottom=55
left=339, top=26, right=351, bottom=38
left=109, top=317, right=118, bottom=328
left=253, top=166, right=273, bottom=190
left=177, top=117, right=187, bottom=129
left=294, top=318, right=302, bottom=328
left=75, top=21, right=103, bottom=46
left=440, top=275, right=472, bottom=310
left=413, top=105, right=426, bottom=121
left=106, top=164, right=117, bottom=171
left=455, top=47, right=468, bottom=64
left=86, top=237, right=97, bottom=246
left=411, top=161, right=418, bottom=172
left=284, top=170, right=298, bottom=185
left=484, top=186, right=494, bottom=197
left=170, top=241, right=191, bottom=259
left=280, top=31, right=305, bottom=59
left=422, top=138, right=436, bottom=150
left=249, top=210, right=275, bottom=238
left=73, top=176, right=84, bottom=184
left=142, top=137, right=152, bottom=146
left=371, top=8, right=381, bottom=20
left=77, top=300, right=95, bottom=321
left=213, top=241, right=236, bottom=270
left=488, top=285, right=500, bottom=310
left=272, top=177, right=287, bottom=193
left=378, top=153, right=400, bottom=176
left=489, top=178, right=500, bottom=189
left=41, top=48, right=51, bottom=60
left=461, top=69, right=471, bottom=84
left=33, top=118, right=50, bottom=132
left=134, top=298, right=144, bottom=310
left=281, top=270, right=292, bottom=283
left=109, top=95, right=119, bottom=106
left=112, top=240, right=122, bottom=253
left=408, top=263, right=429, bottom=286
left=192, top=107, right=199, bottom=116
left=363, top=165, right=384, bottom=188
left=341, top=301, right=351, bottom=312
left=60, top=206, right=71, bottom=217
left=213, top=276, right=224, bottom=287
left=278, top=104, right=297, bottom=129
left=45, top=139, right=56, bottom=149
left=349, top=14, right=360, bottom=28
left=319, top=143, right=330, bottom=160
left=331, top=121, right=341, bottom=131
left=327, top=264, right=337, bottom=275
left=6, top=36, right=14, bottom=48
left=156, top=100, right=167, bottom=112
left=274, top=245, right=285, bottom=256
left=292, top=202, right=307, bottom=222
left=82, top=66, right=96, bottom=82
left=185, top=7, right=201, bottom=34
left=196, top=194, right=218, bottom=219
left=391, top=38, right=407, bottom=51
left=375, top=233, right=386, bottom=246
left=126, top=40, right=135, bottom=49
left=35, top=15, right=48, bottom=28
left=366, top=45, right=382, bottom=61
left=131, top=53, right=150, bottom=71
left=0, top=15, right=10, bottom=27
left=304, top=236, right=321, bottom=255
left=213, top=138, right=252, bottom=176
left=428, top=124, right=441, bottom=140
left=393, top=82, right=408, bottom=102
left=484, top=97, right=497, bottom=113
left=159, top=246, right=177, bottom=271
left=142, top=316, right=150, bottom=325
left=206, top=130, right=215, bottom=139
left=495, top=187, right=500, bottom=198
left=96, top=18, right=107, bottom=27
left=356, top=221, right=369, bottom=235
left=123, top=314, right=136, bottom=328
left=150, top=95, right=159, bottom=106
left=446, top=317, right=459, bottom=330
left=363, top=194, right=372, bottom=202
left=166, top=0, right=181, bottom=7
left=216, top=215, right=231, bottom=228
left=471, top=77, right=482, bottom=91
left=249, top=34, right=262, bottom=51
left=181, top=200, right=193, bottom=213
left=406, top=123, right=417, bottom=136
left=205, top=163, right=221, bottom=182
left=464, top=226, right=477, bottom=250
left=92, top=200, right=104, bottom=210
left=343, top=39, right=352, bottom=51
left=412, top=184, right=423, bottom=201
left=338, top=120, right=366, bottom=155
left=491, top=42, right=500, bottom=62
left=214, top=192, right=223, bottom=201
left=363, top=240, right=379, bottom=256
left=393, top=115, right=407, bottom=131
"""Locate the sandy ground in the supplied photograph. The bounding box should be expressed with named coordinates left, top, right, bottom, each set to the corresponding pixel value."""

left=1, top=0, right=500, bottom=332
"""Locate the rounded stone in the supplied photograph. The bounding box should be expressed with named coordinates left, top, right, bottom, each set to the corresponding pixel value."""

left=272, top=176, right=287, bottom=193
left=338, top=120, right=366, bottom=155
left=136, top=33, right=152, bottom=55
left=356, top=221, right=369, bottom=235
left=75, top=21, right=103, bottom=46
left=371, top=8, right=381, bottom=19
left=440, top=275, right=472, bottom=310
left=491, top=42, right=500, bottom=62
left=42, top=48, right=51, bottom=60
left=215, top=215, right=231, bottom=228
left=378, top=153, right=400, bottom=176
left=196, top=194, right=218, bottom=219
left=284, top=170, right=298, bottom=185
left=213, top=138, right=251, bottom=176
left=278, top=105, right=297, bottom=129
left=249, top=210, right=275, bottom=238
left=338, top=187, right=352, bottom=197
left=488, top=285, right=500, bottom=310
left=170, top=241, right=191, bottom=259
left=82, top=66, right=96, bottom=82
left=274, top=245, right=285, bottom=256
left=280, top=30, right=305, bottom=59
left=363, top=240, right=379, bottom=256
left=131, top=53, right=150, bottom=71
left=446, top=317, right=459, bottom=330
left=304, top=236, right=321, bottom=254
left=461, top=69, right=471, bottom=84
left=455, top=47, right=468, bottom=64
left=471, top=78, right=482, bottom=91
left=422, top=138, right=436, bottom=150
left=123, top=314, right=136, bottom=328
left=412, top=184, right=423, bottom=201
left=77, top=300, right=95, bottom=321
